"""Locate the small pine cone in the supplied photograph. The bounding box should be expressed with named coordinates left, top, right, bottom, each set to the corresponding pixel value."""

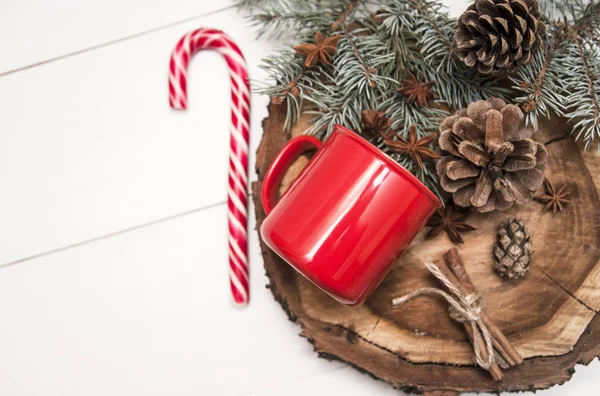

left=493, top=218, right=532, bottom=279
left=454, top=0, right=546, bottom=75
left=437, top=98, right=547, bottom=213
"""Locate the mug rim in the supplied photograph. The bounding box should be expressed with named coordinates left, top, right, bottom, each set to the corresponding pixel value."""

left=332, top=124, right=442, bottom=208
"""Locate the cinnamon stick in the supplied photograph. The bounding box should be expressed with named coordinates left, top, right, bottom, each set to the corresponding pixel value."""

left=463, top=321, right=504, bottom=381
left=433, top=260, right=504, bottom=381
left=489, top=333, right=516, bottom=367
left=443, top=248, right=524, bottom=366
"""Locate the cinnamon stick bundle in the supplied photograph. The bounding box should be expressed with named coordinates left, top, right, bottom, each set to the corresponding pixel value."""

left=392, top=248, right=524, bottom=381
left=443, top=248, right=524, bottom=367
left=432, top=259, right=504, bottom=381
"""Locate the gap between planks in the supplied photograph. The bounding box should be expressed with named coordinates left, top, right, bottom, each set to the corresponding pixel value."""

left=0, top=5, right=235, bottom=79
left=0, top=197, right=246, bottom=270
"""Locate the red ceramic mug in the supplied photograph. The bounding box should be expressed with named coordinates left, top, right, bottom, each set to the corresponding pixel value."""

left=260, top=125, right=442, bottom=306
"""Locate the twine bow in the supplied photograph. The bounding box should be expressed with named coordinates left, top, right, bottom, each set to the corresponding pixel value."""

left=391, top=261, right=495, bottom=370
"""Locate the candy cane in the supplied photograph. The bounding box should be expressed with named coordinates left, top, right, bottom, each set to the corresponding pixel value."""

left=168, top=28, right=250, bottom=307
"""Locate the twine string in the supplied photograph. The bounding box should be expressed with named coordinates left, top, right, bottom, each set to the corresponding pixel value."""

left=391, top=262, right=494, bottom=370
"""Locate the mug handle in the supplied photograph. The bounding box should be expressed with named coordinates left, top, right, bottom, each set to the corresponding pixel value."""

left=261, top=135, right=322, bottom=215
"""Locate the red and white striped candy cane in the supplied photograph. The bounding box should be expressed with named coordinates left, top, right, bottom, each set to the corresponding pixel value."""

left=168, top=28, right=250, bottom=307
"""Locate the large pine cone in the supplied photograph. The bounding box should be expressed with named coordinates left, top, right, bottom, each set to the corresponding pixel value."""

left=493, top=218, right=532, bottom=279
left=454, top=0, right=546, bottom=75
left=437, top=98, right=547, bottom=212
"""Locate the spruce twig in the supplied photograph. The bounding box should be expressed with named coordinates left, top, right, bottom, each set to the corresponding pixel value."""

left=243, top=0, right=600, bottom=195
left=342, top=25, right=377, bottom=88
left=575, top=36, right=600, bottom=125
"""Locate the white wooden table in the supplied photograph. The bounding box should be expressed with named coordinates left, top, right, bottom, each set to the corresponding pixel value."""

left=0, top=1, right=597, bottom=394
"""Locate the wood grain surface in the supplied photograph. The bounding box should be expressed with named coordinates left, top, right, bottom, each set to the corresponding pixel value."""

left=252, top=102, right=600, bottom=394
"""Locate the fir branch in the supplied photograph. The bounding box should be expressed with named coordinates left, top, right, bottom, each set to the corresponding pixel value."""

left=331, top=0, right=359, bottom=30
left=244, top=0, right=600, bottom=196
left=341, top=25, right=377, bottom=89
left=421, top=66, right=509, bottom=109
left=383, top=96, right=447, bottom=135
left=245, top=0, right=361, bottom=40
left=566, top=34, right=600, bottom=148
left=306, top=29, right=394, bottom=136
left=546, top=0, right=600, bottom=147
left=374, top=2, right=417, bottom=79
left=409, top=0, right=454, bottom=73
left=575, top=35, right=600, bottom=124
left=529, top=50, right=554, bottom=105
left=510, top=26, right=566, bottom=128
left=233, top=0, right=264, bottom=8
left=410, top=0, right=452, bottom=47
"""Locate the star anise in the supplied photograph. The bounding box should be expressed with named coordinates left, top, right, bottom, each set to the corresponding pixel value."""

left=384, top=125, right=440, bottom=169
left=397, top=70, right=436, bottom=107
left=293, top=32, right=342, bottom=68
left=361, top=109, right=391, bottom=140
left=535, top=178, right=571, bottom=213
left=426, top=203, right=476, bottom=244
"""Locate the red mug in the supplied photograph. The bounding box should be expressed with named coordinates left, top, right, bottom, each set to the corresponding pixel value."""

left=260, top=125, right=442, bottom=306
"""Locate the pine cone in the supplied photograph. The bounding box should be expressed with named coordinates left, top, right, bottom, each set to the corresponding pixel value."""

left=437, top=98, right=547, bottom=212
left=493, top=218, right=532, bottom=279
left=454, top=0, right=546, bottom=75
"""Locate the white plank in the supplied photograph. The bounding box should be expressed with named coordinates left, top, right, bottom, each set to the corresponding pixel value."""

left=0, top=0, right=233, bottom=74
left=250, top=360, right=600, bottom=396
left=249, top=366, right=401, bottom=396
left=0, top=8, right=273, bottom=265
left=0, top=200, right=343, bottom=395
left=0, top=201, right=597, bottom=396
left=1, top=1, right=598, bottom=395
left=0, top=0, right=474, bottom=266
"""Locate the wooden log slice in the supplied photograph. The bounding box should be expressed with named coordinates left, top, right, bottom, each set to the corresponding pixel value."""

left=252, top=102, right=600, bottom=394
